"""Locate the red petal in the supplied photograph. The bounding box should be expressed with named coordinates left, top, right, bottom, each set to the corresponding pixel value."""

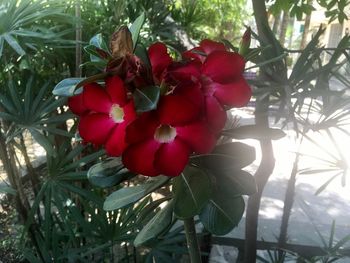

left=154, top=138, right=190, bottom=177
left=105, top=122, right=127, bottom=157
left=158, top=93, right=200, bottom=126
left=148, top=42, right=172, bottom=82
left=176, top=121, right=216, bottom=154
left=105, top=75, right=128, bottom=106
left=122, top=139, right=160, bottom=177
left=205, top=96, right=227, bottom=132
left=83, top=83, right=112, bottom=113
left=79, top=113, right=115, bottom=145
left=168, top=61, right=201, bottom=83
left=68, top=93, right=88, bottom=115
left=105, top=101, right=136, bottom=156
left=174, top=82, right=204, bottom=111
left=200, top=39, right=226, bottom=55
left=122, top=100, right=137, bottom=122
left=183, top=47, right=206, bottom=63
left=125, top=112, right=159, bottom=144
left=202, top=51, right=245, bottom=84
left=213, top=77, right=252, bottom=107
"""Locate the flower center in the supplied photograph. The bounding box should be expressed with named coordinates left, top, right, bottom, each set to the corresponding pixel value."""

left=154, top=124, right=176, bottom=143
left=109, top=104, right=124, bottom=123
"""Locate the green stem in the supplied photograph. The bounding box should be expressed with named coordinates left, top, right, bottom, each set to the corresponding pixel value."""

left=184, top=217, right=202, bottom=263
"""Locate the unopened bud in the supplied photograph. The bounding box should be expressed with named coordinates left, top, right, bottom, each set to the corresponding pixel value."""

left=239, top=27, right=251, bottom=56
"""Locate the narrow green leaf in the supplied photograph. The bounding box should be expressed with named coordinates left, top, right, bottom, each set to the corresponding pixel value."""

left=4, top=33, right=25, bottom=56
left=31, top=83, right=49, bottom=115
left=173, top=166, right=211, bottom=219
left=0, top=36, right=4, bottom=58
left=29, top=128, right=54, bottom=156
left=134, top=200, right=174, bottom=246
left=0, top=93, right=16, bottom=114
left=129, top=12, right=146, bottom=49
left=24, top=77, right=33, bottom=119
left=290, top=26, right=325, bottom=82
left=52, top=78, right=83, bottom=97
left=246, top=53, right=287, bottom=70
left=62, top=149, right=105, bottom=172
left=0, top=184, right=16, bottom=195
left=315, top=173, right=341, bottom=195
left=0, top=112, right=19, bottom=122
left=58, top=181, right=103, bottom=206
left=104, top=176, right=169, bottom=211
left=8, top=80, right=22, bottom=114
left=133, top=86, right=160, bottom=113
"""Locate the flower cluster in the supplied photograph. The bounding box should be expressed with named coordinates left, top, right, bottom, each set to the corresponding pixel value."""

left=69, top=39, right=251, bottom=177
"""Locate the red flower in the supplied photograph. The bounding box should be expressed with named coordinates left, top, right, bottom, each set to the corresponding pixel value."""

left=122, top=87, right=216, bottom=177
left=148, top=42, right=172, bottom=85
left=69, top=76, right=136, bottom=156
left=170, top=39, right=252, bottom=132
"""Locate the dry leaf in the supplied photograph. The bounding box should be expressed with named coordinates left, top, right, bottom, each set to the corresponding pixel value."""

left=110, top=26, right=133, bottom=58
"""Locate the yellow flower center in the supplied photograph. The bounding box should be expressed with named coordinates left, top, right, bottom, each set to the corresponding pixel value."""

left=109, top=104, right=124, bottom=123
left=154, top=124, right=176, bottom=143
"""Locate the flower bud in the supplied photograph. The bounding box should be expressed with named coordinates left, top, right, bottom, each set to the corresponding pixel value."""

left=239, top=27, right=251, bottom=57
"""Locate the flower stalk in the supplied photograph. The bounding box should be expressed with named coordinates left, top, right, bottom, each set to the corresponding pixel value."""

left=184, top=217, right=202, bottom=263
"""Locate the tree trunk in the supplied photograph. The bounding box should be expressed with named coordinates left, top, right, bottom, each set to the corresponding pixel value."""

left=75, top=0, right=82, bottom=78
left=300, top=0, right=313, bottom=49
left=288, top=17, right=295, bottom=49
left=245, top=1, right=278, bottom=262
left=279, top=11, right=290, bottom=47
left=19, top=134, right=40, bottom=194
left=278, top=153, right=299, bottom=257
left=244, top=99, right=275, bottom=263
left=272, top=12, right=281, bottom=35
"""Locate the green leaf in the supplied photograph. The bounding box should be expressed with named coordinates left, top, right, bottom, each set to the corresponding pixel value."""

left=89, top=33, right=109, bottom=52
left=200, top=191, right=245, bottom=235
left=192, top=142, right=255, bottom=171
left=80, top=60, right=107, bottom=70
left=0, top=184, right=16, bottom=195
left=0, top=36, right=4, bottom=58
left=29, top=129, right=54, bottom=156
left=4, top=33, right=25, bottom=56
left=134, top=200, right=174, bottom=247
left=87, top=158, right=135, bottom=188
left=84, top=45, right=107, bottom=62
left=222, top=125, right=286, bottom=140
left=133, top=86, right=160, bottom=113
left=129, top=12, right=146, bottom=50
left=52, top=78, right=83, bottom=97
left=103, top=176, right=169, bottom=211
left=173, top=166, right=211, bottom=219
left=211, top=170, right=257, bottom=196
left=290, top=26, right=325, bottom=82
left=134, top=43, right=151, bottom=67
